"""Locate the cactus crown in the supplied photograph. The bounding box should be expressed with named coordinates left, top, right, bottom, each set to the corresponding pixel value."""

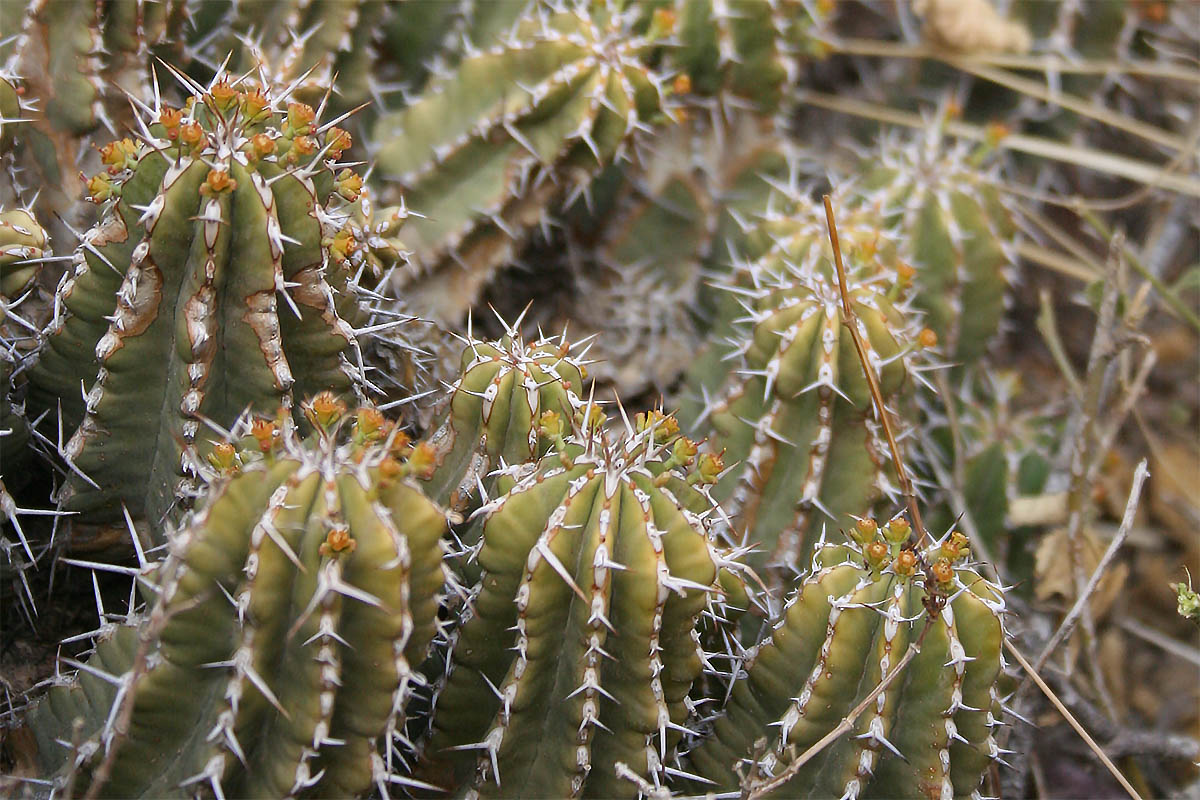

left=424, top=323, right=587, bottom=510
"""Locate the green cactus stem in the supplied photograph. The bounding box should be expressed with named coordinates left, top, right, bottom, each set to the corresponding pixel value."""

left=670, top=0, right=830, bottom=114
left=419, top=416, right=737, bottom=797
left=687, top=526, right=1008, bottom=799
left=370, top=5, right=671, bottom=322
left=852, top=130, right=1016, bottom=368
left=684, top=205, right=924, bottom=578
left=0, top=207, right=46, bottom=300
left=26, top=74, right=371, bottom=527
left=424, top=324, right=587, bottom=512
left=26, top=400, right=449, bottom=799
left=0, top=74, right=23, bottom=155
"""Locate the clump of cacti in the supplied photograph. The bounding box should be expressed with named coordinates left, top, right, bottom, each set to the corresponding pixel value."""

left=687, top=522, right=1008, bottom=798
left=25, top=74, right=371, bottom=528
left=25, top=397, right=448, bottom=798
left=3, top=1, right=1192, bottom=798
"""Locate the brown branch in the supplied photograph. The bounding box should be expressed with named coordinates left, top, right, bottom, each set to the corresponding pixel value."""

left=1007, top=641, right=1143, bottom=800
left=823, top=195, right=928, bottom=544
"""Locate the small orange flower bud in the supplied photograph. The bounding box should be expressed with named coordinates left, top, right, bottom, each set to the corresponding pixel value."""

left=306, top=391, right=346, bottom=429
left=672, top=436, right=698, bottom=465
left=893, top=549, right=918, bottom=577
left=931, top=558, right=955, bottom=586
left=918, top=328, right=938, bottom=348
left=407, top=441, right=437, bottom=480
left=202, top=168, right=236, bottom=195
left=897, top=262, right=916, bottom=283
left=206, top=442, right=239, bottom=473
left=319, top=527, right=356, bottom=557
left=865, top=539, right=890, bottom=568
left=354, top=407, right=386, bottom=442
left=248, top=132, right=275, bottom=159
left=85, top=172, right=117, bottom=202
left=672, top=74, right=692, bottom=95
left=159, top=107, right=182, bottom=136
left=325, top=127, right=352, bottom=158
left=379, top=456, right=403, bottom=482
left=326, top=229, right=358, bottom=263
left=335, top=168, right=363, bottom=201
left=387, top=429, right=413, bottom=457
left=208, top=81, right=239, bottom=112
left=883, top=517, right=911, bottom=544
left=575, top=405, right=606, bottom=433
left=250, top=418, right=278, bottom=452
left=636, top=409, right=679, bottom=442
left=538, top=410, right=565, bottom=439
left=851, top=517, right=878, bottom=547
left=287, top=102, right=316, bottom=135
left=99, top=138, right=137, bottom=169
left=940, top=530, right=970, bottom=562
left=240, top=88, right=270, bottom=123
left=179, top=122, right=204, bottom=149
left=694, top=451, right=724, bottom=485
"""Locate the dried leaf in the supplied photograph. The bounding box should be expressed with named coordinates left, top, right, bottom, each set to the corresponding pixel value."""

left=1034, top=526, right=1130, bottom=621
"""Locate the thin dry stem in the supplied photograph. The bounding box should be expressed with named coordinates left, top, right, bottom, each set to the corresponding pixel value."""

left=822, top=195, right=928, bottom=544
left=1034, top=459, right=1149, bottom=673
left=797, top=91, right=1200, bottom=197
left=742, top=619, right=931, bottom=799
left=1007, top=641, right=1144, bottom=800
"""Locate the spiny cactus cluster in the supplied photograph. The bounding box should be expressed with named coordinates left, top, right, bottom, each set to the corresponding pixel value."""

left=3, top=0, right=1193, bottom=798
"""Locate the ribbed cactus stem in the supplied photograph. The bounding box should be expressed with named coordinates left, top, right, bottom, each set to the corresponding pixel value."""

left=424, top=326, right=586, bottom=511
left=0, top=207, right=46, bottom=299
left=26, top=402, right=449, bottom=798
left=420, top=419, right=737, bottom=797
left=853, top=129, right=1016, bottom=367
left=687, top=528, right=1007, bottom=799
left=689, top=209, right=922, bottom=577
left=371, top=5, right=669, bottom=322
left=26, top=74, right=370, bottom=526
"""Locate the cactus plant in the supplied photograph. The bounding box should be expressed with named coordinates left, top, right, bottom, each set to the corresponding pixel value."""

left=25, top=398, right=449, bottom=799
left=683, top=201, right=923, bottom=578
left=686, top=525, right=1008, bottom=799
left=851, top=129, right=1017, bottom=368
left=25, top=74, right=370, bottom=527
left=0, top=206, right=46, bottom=301
left=419, top=414, right=736, bottom=797
left=369, top=4, right=673, bottom=323
left=423, top=325, right=586, bottom=512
